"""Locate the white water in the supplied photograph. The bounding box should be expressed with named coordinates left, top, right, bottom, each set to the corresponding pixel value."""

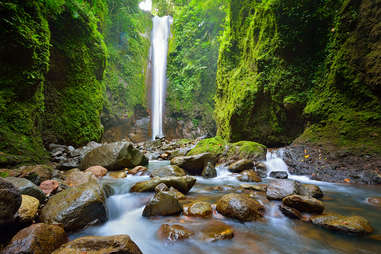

left=139, top=0, right=152, bottom=12
left=150, top=16, right=172, bottom=140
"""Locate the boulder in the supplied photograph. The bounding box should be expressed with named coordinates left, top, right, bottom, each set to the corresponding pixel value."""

left=167, top=187, right=186, bottom=200
left=202, top=162, right=217, bottom=178
left=16, top=195, right=39, bottom=224
left=200, top=221, right=234, bottom=242
left=154, top=183, right=169, bottom=193
left=282, top=194, right=324, bottom=214
left=0, top=178, right=21, bottom=224
left=63, top=168, right=97, bottom=187
left=85, top=166, right=108, bottom=178
left=142, top=191, right=182, bottom=217
left=157, top=224, right=194, bottom=241
left=128, top=166, right=148, bottom=176
left=237, top=170, right=261, bottom=182
left=2, top=223, right=67, bottom=254
left=311, top=214, right=373, bottom=235
left=80, top=142, right=148, bottom=171
left=52, top=235, right=142, bottom=254
left=39, top=180, right=60, bottom=196
left=108, top=171, right=127, bottom=178
left=269, top=171, right=288, bottom=179
left=150, top=165, right=185, bottom=178
left=266, top=179, right=299, bottom=200
left=18, top=164, right=54, bottom=185
left=4, top=177, right=46, bottom=203
left=279, top=204, right=303, bottom=219
left=130, top=176, right=196, bottom=194
left=216, top=193, right=265, bottom=222
left=170, top=153, right=215, bottom=175
left=297, top=184, right=323, bottom=199
left=184, top=201, right=212, bottom=218
left=228, top=159, right=254, bottom=173
left=40, top=180, right=106, bottom=232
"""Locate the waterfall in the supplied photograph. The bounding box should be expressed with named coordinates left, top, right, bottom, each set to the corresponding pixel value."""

left=150, top=16, right=171, bottom=140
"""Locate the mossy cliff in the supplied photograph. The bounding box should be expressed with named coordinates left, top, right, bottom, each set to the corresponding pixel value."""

left=216, top=0, right=381, bottom=154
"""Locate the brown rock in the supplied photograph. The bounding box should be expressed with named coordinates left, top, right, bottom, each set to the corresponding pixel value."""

left=109, top=171, right=127, bottom=178
left=142, top=191, right=182, bottom=217
left=19, top=164, right=54, bottom=185
left=167, top=187, right=186, bottom=200
left=130, top=176, right=196, bottom=194
left=64, top=168, right=97, bottom=187
left=240, top=183, right=267, bottom=192
left=128, top=166, right=148, bottom=176
left=52, top=235, right=142, bottom=254
left=2, top=223, right=67, bottom=254
left=39, top=180, right=59, bottom=196
left=228, top=159, right=254, bottom=173
left=367, top=197, right=381, bottom=207
left=154, top=183, right=169, bottom=193
left=170, top=153, right=215, bottom=175
left=184, top=201, right=212, bottom=218
left=237, top=170, right=261, bottom=182
left=200, top=221, right=234, bottom=242
left=297, top=184, right=323, bottom=199
left=266, top=179, right=299, bottom=200
left=85, top=166, right=108, bottom=178
left=282, top=194, right=324, bottom=214
left=16, top=195, right=39, bottom=223
left=150, top=165, right=185, bottom=177
left=216, top=193, right=265, bottom=221
left=279, top=204, right=303, bottom=219
left=157, top=224, right=194, bottom=241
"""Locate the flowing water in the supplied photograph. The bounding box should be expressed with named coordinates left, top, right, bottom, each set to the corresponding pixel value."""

left=72, top=154, right=381, bottom=254
left=150, top=16, right=171, bottom=140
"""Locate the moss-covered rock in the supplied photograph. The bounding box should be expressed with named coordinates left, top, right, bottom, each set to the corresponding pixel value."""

left=187, top=137, right=227, bottom=156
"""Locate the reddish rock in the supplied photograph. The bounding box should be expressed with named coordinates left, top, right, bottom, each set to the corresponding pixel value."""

left=200, top=221, right=234, bottom=242
left=39, top=180, right=59, bottom=196
left=85, top=166, right=108, bottom=178
left=128, top=166, right=148, bottom=176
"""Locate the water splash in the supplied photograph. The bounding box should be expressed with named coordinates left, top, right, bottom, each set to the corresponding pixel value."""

left=150, top=16, right=172, bottom=140
left=264, top=149, right=289, bottom=177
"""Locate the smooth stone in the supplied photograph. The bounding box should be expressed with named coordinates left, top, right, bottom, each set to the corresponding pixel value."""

left=0, top=178, right=21, bottom=224
left=311, top=213, right=373, bottom=235
left=108, top=171, right=127, bottom=178
left=16, top=195, right=39, bottom=224
left=128, top=166, right=148, bottom=176
left=40, top=179, right=106, bottom=232
left=216, top=193, right=265, bottom=222
left=64, top=168, right=97, bottom=187
left=150, top=165, right=185, bottom=178
left=39, top=180, right=59, bottom=196
left=4, top=177, right=46, bottom=203
left=228, top=159, right=254, bottom=173
left=52, top=235, right=142, bottom=254
left=237, top=170, right=261, bottom=182
left=170, top=153, right=215, bottom=175
left=269, top=171, right=288, bottom=179
left=142, top=191, right=182, bottom=217
left=200, top=221, right=234, bottom=242
left=279, top=204, right=303, bottom=219
left=297, top=184, right=323, bottom=199
left=266, top=179, right=299, bottom=200
left=130, top=176, right=196, bottom=194
left=184, top=201, right=212, bottom=218
left=85, top=166, right=108, bottom=178
left=282, top=194, right=324, bottom=214
left=2, top=223, right=67, bottom=254
left=202, top=162, right=217, bottom=178
left=157, top=224, right=194, bottom=241
left=167, top=187, right=186, bottom=200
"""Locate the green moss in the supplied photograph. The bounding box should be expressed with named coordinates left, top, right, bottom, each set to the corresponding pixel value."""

left=229, top=141, right=267, bottom=158
left=187, top=136, right=227, bottom=156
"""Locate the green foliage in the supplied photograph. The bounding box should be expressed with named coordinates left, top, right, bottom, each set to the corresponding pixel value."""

left=166, top=0, right=226, bottom=134
left=0, top=172, right=8, bottom=178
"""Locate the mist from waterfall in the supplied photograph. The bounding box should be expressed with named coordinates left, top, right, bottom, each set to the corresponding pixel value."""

left=150, top=16, right=171, bottom=140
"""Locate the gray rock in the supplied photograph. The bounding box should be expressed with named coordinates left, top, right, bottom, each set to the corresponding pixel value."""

left=130, top=176, right=196, bottom=194
left=228, top=159, right=254, bottom=173
left=0, top=178, right=22, bottom=224
left=170, top=153, right=215, bottom=175
left=150, top=165, right=186, bottom=178
left=269, top=171, right=288, bottom=179
left=4, top=177, right=46, bottom=203
left=202, top=162, right=217, bottom=178
left=266, top=179, right=299, bottom=200
left=297, top=184, right=323, bottom=199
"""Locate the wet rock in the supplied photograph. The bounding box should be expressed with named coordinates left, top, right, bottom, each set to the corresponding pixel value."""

left=128, top=166, right=148, bottom=176
left=297, top=184, right=323, bottom=199
left=142, top=191, right=182, bottom=217
left=367, top=197, right=381, bottom=207
left=167, top=187, right=186, bottom=200
left=85, top=166, right=108, bottom=178
left=200, top=221, right=234, bottom=242
left=108, top=171, right=127, bottom=178
left=18, top=164, right=54, bottom=185
left=266, top=179, right=299, bottom=200
left=240, top=184, right=267, bottom=192
left=40, top=179, right=106, bottom=232
left=202, top=162, right=217, bottom=178
left=216, top=193, right=265, bottom=222
left=52, top=235, right=142, bottom=254
left=237, top=170, right=261, bottom=182
left=228, top=159, right=254, bottom=173
left=170, top=153, right=215, bottom=175
left=150, top=165, right=186, bottom=177
left=80, top=142, right=148, bottom=171
left=39, top=180, right=60, bottom=196
left=130, top=176, right=196, bottom=194
left=184, top=201, right=212, bottom=218
left=269, top=171, right=288, bottom=179
left=255, top=162, right=267, bottom=177
left=16, top=195, right=39, bottom=224
left=64, top=168, right=97, bottom=187
left=2, top=223, right=67, bottom=254
left=4, top=177, right=46, bottom=203
left=157, top=224, right=194, bottom=241
left=279, top=204, right=303, bottom=219
left=154, top=183, right=169, bottom=193
left=282, top=194, right=324, bottom=214
left=0, top=178, right=21, bottom=224
left=311, top=213, right=373, bottom=235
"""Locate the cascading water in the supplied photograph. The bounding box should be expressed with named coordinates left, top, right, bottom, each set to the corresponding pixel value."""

left=264, top=149, right=289, bottom=176
left=150, top=16, right=171, bottom=140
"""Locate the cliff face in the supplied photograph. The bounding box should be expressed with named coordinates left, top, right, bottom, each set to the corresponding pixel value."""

left=216, top=0, right=381, bottom=154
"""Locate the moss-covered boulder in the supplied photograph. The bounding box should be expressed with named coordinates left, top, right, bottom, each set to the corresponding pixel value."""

left=187, top=137, right=227, bottom=156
